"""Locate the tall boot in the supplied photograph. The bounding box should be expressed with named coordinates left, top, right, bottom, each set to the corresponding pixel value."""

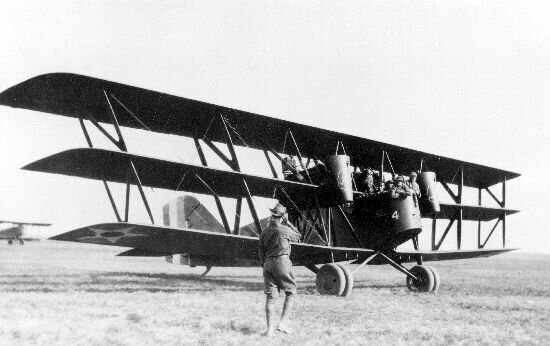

left=262, top=300, right=276, bottom=336
left=277, top=294, right=294, bottom=334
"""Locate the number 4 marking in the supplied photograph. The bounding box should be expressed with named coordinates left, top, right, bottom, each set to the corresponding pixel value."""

left=392, top=211, right=399, bottom=219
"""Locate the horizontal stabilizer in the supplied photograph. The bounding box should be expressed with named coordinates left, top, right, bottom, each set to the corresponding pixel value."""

left=437, top=203, right=519, bottom=221
left=116, top=248, right=171, bottom=257
left=1, top=73, right=519, bottom=188
left=24, top=148, right=317, bottom=199
left=50, top=222, right=374, bottom=265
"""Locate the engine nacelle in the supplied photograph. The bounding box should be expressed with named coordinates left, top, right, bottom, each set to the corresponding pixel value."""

left=417, top=171, right=440, bottom=215
left=325, top=155, right=353, bottom=204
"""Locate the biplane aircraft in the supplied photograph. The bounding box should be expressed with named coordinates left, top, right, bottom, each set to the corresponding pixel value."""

left=0, top=73, right=520, bottom=296
left=0, top=220, right=51, bottom=245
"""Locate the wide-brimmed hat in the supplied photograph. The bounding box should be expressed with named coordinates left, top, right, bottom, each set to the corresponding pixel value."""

left=394, top=176, right=405, bottom=182
left=409, top=171, right=417, bottom=177
left=270, top=203, right=287, bottom=217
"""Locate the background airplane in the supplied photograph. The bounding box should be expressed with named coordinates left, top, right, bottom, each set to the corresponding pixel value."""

left=0, top=220, right=51, bottom=245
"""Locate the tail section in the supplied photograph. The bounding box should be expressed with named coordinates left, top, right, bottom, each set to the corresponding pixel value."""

left=162, top=195, right=225, bottom=233
left=239, top=218, right=269, bottom=237
left=160, top=195, right=258, bottom=272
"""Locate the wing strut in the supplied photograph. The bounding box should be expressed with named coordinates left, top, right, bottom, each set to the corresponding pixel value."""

left=277, top=186, right=328, bottom=245
left=485, top=177, right=506, bottom=207
left=197, top=114, right=242, bottom=172
left=76, top=91, right=155, bottom=224
left=193, top=135, right=208, bottom=166
left=288, top=130, right=312, bottom=184
left=194, top=173, right=231, bottom=234
left=79, top=115, right=122, bottom=222
left=263, top=150, right=278, bottom=178
left=242, top=180, right=263, bottom=235
left=233, top=195, right=243, bottom=234
left=478, top=216, right=503, bottom=248
left=336, top=206, right=366, bottom=248
left=432, top=212, right=458, bottom=250
left=435, top=167, right=508, bottom=249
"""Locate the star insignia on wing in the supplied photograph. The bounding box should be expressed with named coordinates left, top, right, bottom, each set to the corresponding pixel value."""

left=77, top=226, right=148, bottom=244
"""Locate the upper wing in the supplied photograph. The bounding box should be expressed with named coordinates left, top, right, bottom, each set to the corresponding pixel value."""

left=50, top=222, right=374, bottom=265
left=0, top=73, right=519, bottom=188
left=23, top=148, right=317, bottom=199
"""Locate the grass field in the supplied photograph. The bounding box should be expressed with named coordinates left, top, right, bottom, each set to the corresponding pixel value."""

left=0, top=241, right=548, bottom=345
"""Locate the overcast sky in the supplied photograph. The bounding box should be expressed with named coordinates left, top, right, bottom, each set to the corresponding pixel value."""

left=1, top=1, right=549, bottom=252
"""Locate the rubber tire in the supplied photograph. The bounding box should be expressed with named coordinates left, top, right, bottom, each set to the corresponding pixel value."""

left=316, top=263, right=346, bottom=296
left=426, top=266, right=440, bottom=292
left=336, top=264, right=354, bottom=297
left=406, top=265, right=435, bottom=292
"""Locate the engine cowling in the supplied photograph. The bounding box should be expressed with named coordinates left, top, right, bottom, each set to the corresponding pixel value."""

left=324, top=155, right=353, bottom=205
left=417, top=171, right=440, bottom=215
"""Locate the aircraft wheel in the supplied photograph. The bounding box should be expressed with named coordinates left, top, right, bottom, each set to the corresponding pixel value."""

left=19, top=239, right=24, bottom=245
left=406, top=265, right=435, bottom=293
left=316, top=263, right=346, bottom=296
left=8, top=239, right=13, bottom=245
left=426, top=266, right=440, bottom=292
left=336, top=264, right=354, bottom=297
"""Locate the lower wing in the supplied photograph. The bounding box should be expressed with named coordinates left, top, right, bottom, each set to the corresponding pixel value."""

left=393, top=248, right=516, bottom=263
left=50, top=222, right=375, bottom=266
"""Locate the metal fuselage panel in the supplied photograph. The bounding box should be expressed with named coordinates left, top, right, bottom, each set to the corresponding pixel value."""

left=287, top=193, right=422, bottom=252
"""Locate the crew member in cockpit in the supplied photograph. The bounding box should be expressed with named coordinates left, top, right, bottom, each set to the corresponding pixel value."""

left=362, top=168, right=376, bottom=195
left=282, top=156, right=304, bottom=182
left=407, top=172, right=421, bottom=207
left=407, top=172, right=421, bottom=198
left=390, top=176, right=412, bottom=199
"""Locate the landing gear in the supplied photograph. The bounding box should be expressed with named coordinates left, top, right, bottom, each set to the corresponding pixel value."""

left=315, top=263, right=354, bottom=297
left=313, top=255, right=440, bottom=296
left=18, top=238, right=24, bottom=245
left=7, top=239, right=13, bottom=245
left=406, top=265, right=439, bottom=293
left=427, top=266, right=440, bottom=291
left=337, top=264, right=354, bottom=297
left=201, top=265, right=213, bottom=277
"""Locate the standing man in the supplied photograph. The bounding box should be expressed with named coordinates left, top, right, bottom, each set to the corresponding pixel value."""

left=259, top=202, right=301, bottom=336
